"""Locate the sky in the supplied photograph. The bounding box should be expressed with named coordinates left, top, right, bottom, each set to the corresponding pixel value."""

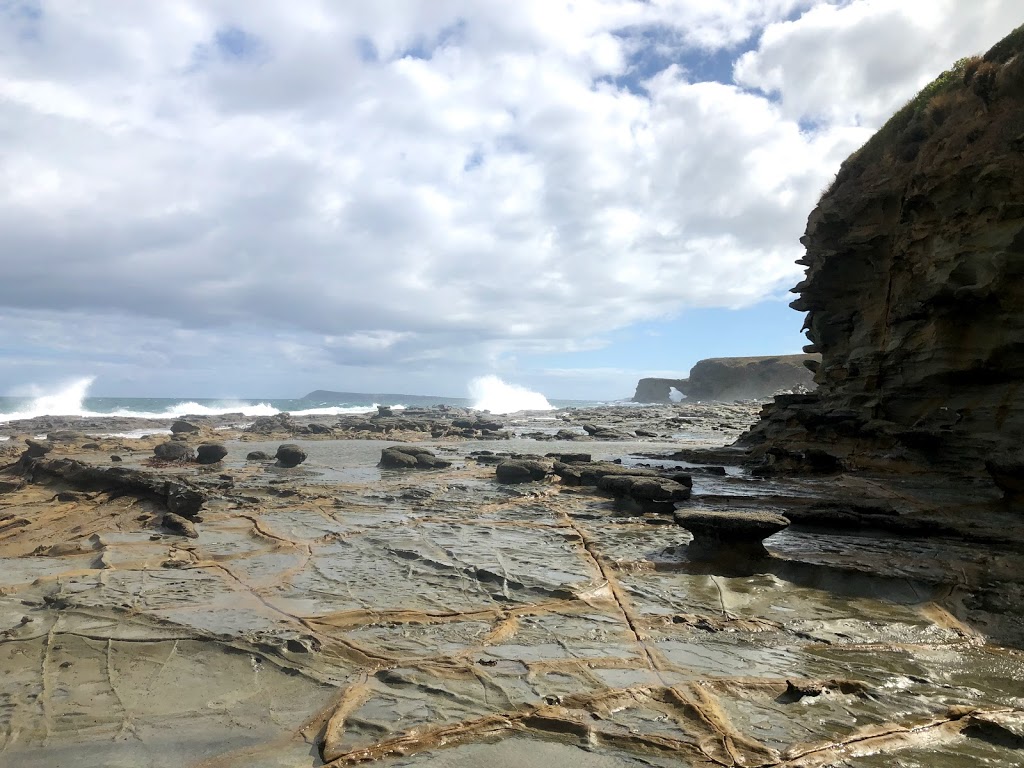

left=1, top=0, right=1022, bottom=400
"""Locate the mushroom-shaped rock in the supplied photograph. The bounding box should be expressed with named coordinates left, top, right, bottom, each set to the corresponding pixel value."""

left=495, top=459, right=551, bottom=484
left=154, top=442, right=196, bottom=462
left=275, top=444, right=308, bottom=468
left=196, top=443, right=228, bottom=464
left=170, top=419, right=201, bottom=434
left=379, top=445, right=452, bottom=470
left=24, top=438, right=51, bottom=458
left=674, top=510, right=790, bottom=559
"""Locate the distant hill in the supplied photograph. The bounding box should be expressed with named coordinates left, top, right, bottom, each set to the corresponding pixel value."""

left=301, top=390, right=468, bottom=406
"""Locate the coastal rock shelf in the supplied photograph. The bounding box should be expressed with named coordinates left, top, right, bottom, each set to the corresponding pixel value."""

left=0, top=423, right=1022, bottom=766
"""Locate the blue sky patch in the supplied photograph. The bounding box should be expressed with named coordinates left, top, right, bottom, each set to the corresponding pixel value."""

left=398, top=18, right=467, bottom=60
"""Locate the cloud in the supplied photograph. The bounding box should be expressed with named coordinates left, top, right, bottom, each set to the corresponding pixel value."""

left=734, top=0, right=1024, bottom=126
left=0, top=1, right=1021, bottom=395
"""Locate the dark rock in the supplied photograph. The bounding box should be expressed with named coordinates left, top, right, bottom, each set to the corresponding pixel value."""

left=166, top=483, right=204, bottom=518
left=81, top=443, right=100, bottom=450
left=634, top=429, right=659, bottom=437
left=306, top=423, right=333, bottom=435
left=110, top=455, right=122, bottom=462
left=986, top=458, right=1024, bottom=499
left=154, top=442, right=195, bottom=462
left=668, top=472, right=694, bottom=488
left=675, top=510, right=790, bottom=558
left=162, top=512, right=198, bottom=538
left=275, top=444, right=308, bottom=468
left=495, top=459, right=552, bottom=484
left=545, top=452, right=591, bottom=464
left=245, top=413, right=294, bottom=435
left=196, top=443, right=228, bottom=464
left=170, top=420, right=200, bottom=434
left=596, top=474, right=690, bottom=503
left=24, top=439, right=51, bottom=458
left=379, top=445, right=452, bottom=470
left=246, top=451, right=272, bottom=461
left=553, top=461, right=658, bottom=486
left=376, top=406, right=394, bottom=417
left=0, top=480, right=23, bottom=493
left=554, top=429, right=584, bottom=441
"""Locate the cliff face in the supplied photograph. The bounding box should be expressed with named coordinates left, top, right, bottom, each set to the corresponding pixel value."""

left=632, top=355, right=817, bottom=403
left=744, top=28, right=1024, bottom=479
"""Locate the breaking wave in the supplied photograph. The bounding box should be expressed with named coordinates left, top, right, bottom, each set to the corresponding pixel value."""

left=0, top=378, right=400, bottom=422
left=468, top=375, right=553, bottom=414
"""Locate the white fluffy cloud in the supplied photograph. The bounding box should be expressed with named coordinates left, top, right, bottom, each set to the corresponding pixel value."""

left=0, top=1, right=1021, bottom=396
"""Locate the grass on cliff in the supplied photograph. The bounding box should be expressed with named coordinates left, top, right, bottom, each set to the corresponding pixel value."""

left=823, top=22, right=1024, bottom=199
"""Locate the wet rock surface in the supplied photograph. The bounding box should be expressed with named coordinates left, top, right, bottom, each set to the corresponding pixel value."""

left=0, top=407, right=1021, bottom=766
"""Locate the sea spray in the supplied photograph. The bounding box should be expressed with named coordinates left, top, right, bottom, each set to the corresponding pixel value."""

left=2, top=376, right=96, bottom=420
left=468, top=375, right=553, bottom=414
left=0, top=377, right=405, bottom=422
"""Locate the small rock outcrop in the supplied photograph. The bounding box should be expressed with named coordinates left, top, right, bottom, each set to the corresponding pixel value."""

left=675, top=510, right=790, bottom=558
left=170, top=420, right=201, bottom=434
left=495, top=459, right=552, bottom=484
left=196, top=443, right=228, bottom=465
left=632, top=355, right=817, bottom=403
left=275, top=444, right=308, bottom=468
left=154, top=442, right=195, bottom=462
left=741, top=27, right=1024, bottom=488
left=378, top=446, right=452, bottom=470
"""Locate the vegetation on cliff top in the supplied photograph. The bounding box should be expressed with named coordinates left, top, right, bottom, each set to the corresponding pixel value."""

left=824, top=22, right=1024, bottom=198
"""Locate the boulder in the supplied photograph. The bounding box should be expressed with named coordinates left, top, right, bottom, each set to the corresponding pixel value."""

left=379, top=445, right=452, bottom=470
left=154, top=442, right=195, bottom=462
left=275, top=444, right=308, bottom=468
left=246, top=450, right=272, bottom=461
left=170, top=420, right=200, bottom=434
left=376, top=406, right=394, bottom=417
left=307, top=423, right=333, bottom=435
left=495, top=459, right=551, bottom=484
left=674, top=510, right=790, bottom=558
left=196, top=443, right=228, bottom=465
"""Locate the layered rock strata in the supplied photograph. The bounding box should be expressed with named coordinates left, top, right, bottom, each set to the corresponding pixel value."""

left=742, top=27, right=1024, bottom=486
left=633, top=354, right=817, bottom=403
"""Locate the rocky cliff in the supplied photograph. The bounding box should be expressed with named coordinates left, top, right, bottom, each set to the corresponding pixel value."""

left=742, top=26, right=1024, bottom=485
left=632, top=354, right=817, bottom=403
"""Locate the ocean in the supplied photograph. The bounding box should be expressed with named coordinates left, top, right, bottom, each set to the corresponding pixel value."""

left=0, top=375, right=611, bottom=423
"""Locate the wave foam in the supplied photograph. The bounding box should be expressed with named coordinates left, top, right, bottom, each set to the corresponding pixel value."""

left=468, top=375, right=553, bottom=414
left=0, top=377, right=405, bottom=422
